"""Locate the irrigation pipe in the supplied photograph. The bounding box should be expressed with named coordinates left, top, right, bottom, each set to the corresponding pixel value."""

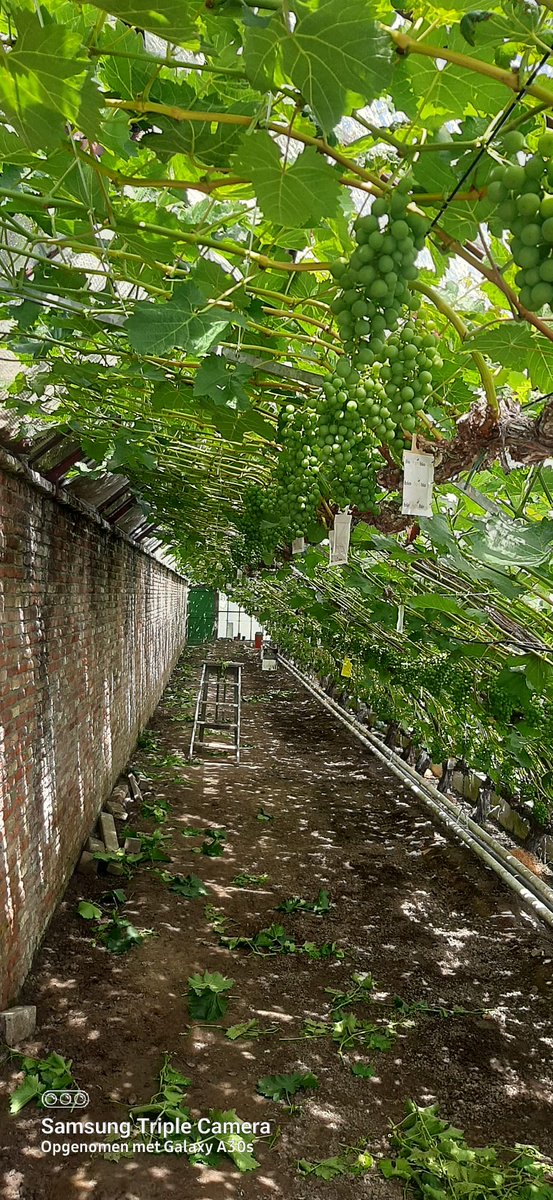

left=277, top=654, right=553, bottom=931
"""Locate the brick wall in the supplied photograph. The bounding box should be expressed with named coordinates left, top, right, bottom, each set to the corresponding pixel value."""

left=0, top=457, right=188, bottom=1008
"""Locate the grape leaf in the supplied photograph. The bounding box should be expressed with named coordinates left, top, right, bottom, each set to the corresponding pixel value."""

left=187, top=971, right=234, bottom=1022
left=299, top=1149, right=373, bottom=1178
left=397, top=47, right=507, bottom=126
left=467, top=323, right=534, bottom=369
left=193, top=355, right=252, bottom=408
left=189, top=258, right=237, bottom=306
left=228, top=1145, right=259, bottom=1173
left=298, top=1155, right=349, bottom=1178
left=143, top=84, right=258, bottom=169
left=437, top=197, right=481, bottom=244
left=0, top=10, right=91, bottom=150
left=225, top=1019, right=260, bottom=1040
left=527, top=337, right=553, bottom=392
left=459, top=11, right=494, bottom=46
left=198, top=837, right=225, bottom=857
left=84, top=0, right=203, bottom=45
left=77, top=901, right=103, bottom=920
left=351, top=1062, right=375, bottom=1078
left=204, top=1110, right=259, bottom=1172
left=276, top=888, right=331, bottom=913
left=165, top=872, right=207, bottom=898
left=127, top=287, right=230, bottom=356
left=468, top=515, right=553, bottom=568
left=244, top=0, right=392, bottom=133
left=408, top=594, right=467, bottom=615
left=413, top=143, right=462, bottom=195
left=99, top=918, right=149, bottom=954
left=233, top=136, right=341, bottom=227
left=96, top=23, right=151, bottom=99
left=0, top=127, right=37, bottom=165
left=9, top=1074, right=42, bottom=1114
left=524, top=654, right=553, bottom=693
left=240, top=409, right=276, bottom=441
left=256, top=1070, right=319, bottom=1102
left=379, top=1157, right=412, bottom=1180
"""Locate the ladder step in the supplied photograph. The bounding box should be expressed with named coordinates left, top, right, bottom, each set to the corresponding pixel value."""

left=197, top=705, right=238, bottom=715
left=198, top=721, right=238, bottom=730
left=198, top=745, right=237, bottom=754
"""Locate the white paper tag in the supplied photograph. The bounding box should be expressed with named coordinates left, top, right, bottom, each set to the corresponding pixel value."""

left=292, top=537, right=305, bottom=555
left=401, top=451, right=434, bottom=517
left=396, top=603, right=405, bottom=633
left=329, top=511, right=352, bottom=565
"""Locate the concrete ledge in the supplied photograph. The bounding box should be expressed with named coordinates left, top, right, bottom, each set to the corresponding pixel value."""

left=0, top=1005, right=36, bottom=1046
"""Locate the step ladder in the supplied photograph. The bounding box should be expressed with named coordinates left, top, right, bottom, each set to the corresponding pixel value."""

left=189, top=660, right=242, bottom=764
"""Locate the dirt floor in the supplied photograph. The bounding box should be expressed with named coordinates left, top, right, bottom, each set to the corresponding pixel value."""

left=1, top=642, right=552, bottom=1200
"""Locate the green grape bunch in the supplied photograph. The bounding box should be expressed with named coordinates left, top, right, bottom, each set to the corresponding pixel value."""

left=235, top=182, right=439, bottom=540
left=316, top=367, right=380, bottom=509
left=378, top=320, right=442, bottom=444
left=329, top=178, right=428, bottom=362
left=485, top=128, right=553, bottom=312
left=324, top=357, right=391, bottom=445
left=239, top=185, right=438, bottom=542
left=486, top=680, right=516, bottom=724
left=274, top=382, right=380, bottom=530
left=416, top=655, right=474, bottom=703
left=322, top=317, right=442, bottom=457
left=275, top=403, right=323, bottom=535
left=233, top=483, right=282, bottom=567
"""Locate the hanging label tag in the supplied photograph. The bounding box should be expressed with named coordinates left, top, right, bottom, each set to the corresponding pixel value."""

left=341, top=656, right=353, bottom=678
left=401, top=451, right=434, bottom=518
left=396, top=603, right=405, bottom=633
left=329, top=511, right=352, bottom=566
left=292, top=537, right=305, bottom=555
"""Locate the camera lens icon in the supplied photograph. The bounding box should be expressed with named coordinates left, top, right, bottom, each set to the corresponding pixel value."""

left=42, top=1089, right=89, bottom=1108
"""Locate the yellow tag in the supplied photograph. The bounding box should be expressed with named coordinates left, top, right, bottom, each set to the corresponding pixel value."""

left=341, top=657, right=353, bottom=679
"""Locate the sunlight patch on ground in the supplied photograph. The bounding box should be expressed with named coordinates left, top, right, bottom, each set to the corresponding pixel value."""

left=399, top=891, right=432, bottom=924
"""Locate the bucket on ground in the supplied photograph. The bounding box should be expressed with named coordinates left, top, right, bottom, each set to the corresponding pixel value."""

left=261, top=645, right=277, bottom=672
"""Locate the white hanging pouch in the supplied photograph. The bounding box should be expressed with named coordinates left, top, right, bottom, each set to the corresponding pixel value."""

left=329, top=511, right=352, bottom=566
left=401, top=451, right=434, bottom=518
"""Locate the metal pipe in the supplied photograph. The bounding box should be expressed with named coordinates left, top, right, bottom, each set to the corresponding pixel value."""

left=278, top=654, right=553, bottom=929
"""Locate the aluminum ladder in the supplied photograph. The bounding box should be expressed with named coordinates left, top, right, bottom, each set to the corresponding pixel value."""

left=189, top=660, right=242, bottom=764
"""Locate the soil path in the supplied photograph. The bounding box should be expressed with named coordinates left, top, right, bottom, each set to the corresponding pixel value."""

left=1, top=643, right=552, bottom=1200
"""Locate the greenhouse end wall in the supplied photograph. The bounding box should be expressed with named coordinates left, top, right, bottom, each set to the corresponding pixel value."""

left=0, top=461, right=188, bottom=1008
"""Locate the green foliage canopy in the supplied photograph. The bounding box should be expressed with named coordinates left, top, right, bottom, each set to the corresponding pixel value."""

left=2, top=0, right=553, bottom=821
